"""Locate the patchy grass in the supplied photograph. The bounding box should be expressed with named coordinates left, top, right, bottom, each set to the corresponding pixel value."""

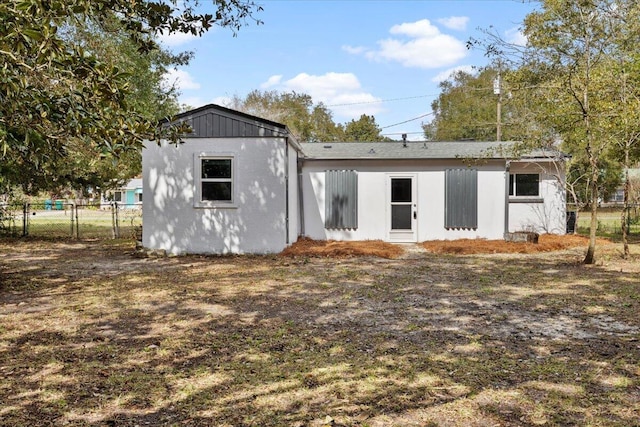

left=0, top=239, right=639, bottom=426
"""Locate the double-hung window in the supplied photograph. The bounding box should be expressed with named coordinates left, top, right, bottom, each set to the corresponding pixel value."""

left=509, top=173, right=539, bottom=197
left=196, top=155, right=235, bottom=207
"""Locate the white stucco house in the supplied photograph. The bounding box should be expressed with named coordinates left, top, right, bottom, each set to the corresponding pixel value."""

left=143, top=104, right=568, bottom=255
left=143, top=104, right=300, bottom=254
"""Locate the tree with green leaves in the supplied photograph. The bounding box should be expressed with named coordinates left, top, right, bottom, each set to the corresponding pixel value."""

left=476, top=0, right=640, bottom=264
left=227, top=90, right=345, bottom=142
left=344, top=114, right=389, bottom=142
left=594, top=3, right=640, bottom=257
left=0, top=0, right=261, bottom=196
left=227, top=90, right=393, bottom=143
left=424, top=66, right=560, bottom=143
left=425, top=68, right=501, bottom=141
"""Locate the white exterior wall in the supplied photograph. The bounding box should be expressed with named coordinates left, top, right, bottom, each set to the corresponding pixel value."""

left=508, top=161, right=566, bottom=234
left=301, top=159, right=507, bottom=242
left=287, top=143, right=299, bottom=246
left=143, top=137, right=297, bottom=254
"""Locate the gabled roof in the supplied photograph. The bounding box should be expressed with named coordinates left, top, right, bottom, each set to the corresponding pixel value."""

left=300, top=141, right=566, bottom=161
left=161, top=104, right=289, bottom=138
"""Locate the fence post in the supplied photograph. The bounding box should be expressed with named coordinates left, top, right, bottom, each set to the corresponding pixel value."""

left=70, top=203, right=75, bottom=238
left=111, top=202, right=120, bottom=239
left=75, top=204, right=80, bottom=238
left=115, top=202, right=120, bottom=238
left=111, top=202, right=116, bottom=239
left=23, top=203, right=28, bottom=236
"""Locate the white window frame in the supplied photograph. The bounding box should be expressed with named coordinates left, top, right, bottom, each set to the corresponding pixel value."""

left=194, top=153, right=237, bottom=208
left=509, top=173, right=543, bottom=203
left=509, top=173, right=540, bottom=197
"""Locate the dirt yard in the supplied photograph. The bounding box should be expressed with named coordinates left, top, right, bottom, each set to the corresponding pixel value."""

left=0, top=238, right=639, bottom=426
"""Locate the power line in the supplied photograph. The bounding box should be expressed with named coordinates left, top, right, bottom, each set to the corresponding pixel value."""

left=381, top=112, right=433, bottom=129
left=381, top=131, right=424, bottom=136
left=325, top=82, right=565, bottom=109
left=326, top=93, right=438, bottom=107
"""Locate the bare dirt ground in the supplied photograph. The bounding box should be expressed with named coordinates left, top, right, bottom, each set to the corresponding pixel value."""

left=0, top=237, right=639, bottom=426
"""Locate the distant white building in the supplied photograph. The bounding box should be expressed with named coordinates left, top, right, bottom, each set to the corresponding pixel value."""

left=142, top=104, right=568, bottom=255
left=604, top=168, right=640, bottom=206
left=101, top=178, right=143, bottom=209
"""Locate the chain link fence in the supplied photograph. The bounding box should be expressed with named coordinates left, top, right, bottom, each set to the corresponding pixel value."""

left=0, top=202, right=141, bottom=239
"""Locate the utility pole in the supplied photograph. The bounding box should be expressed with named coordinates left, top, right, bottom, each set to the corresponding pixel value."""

left=494, top=67, right=502, bottom=142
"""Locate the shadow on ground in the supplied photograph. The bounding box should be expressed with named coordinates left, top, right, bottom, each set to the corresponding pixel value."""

left=0, top=239, right=638, bottom=426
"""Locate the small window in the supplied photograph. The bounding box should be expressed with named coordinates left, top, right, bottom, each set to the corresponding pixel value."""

left=198, top=157, right=234, bottom=203
left=137, top=193, right=143, bottom=203
left=113, top=191, right=122, bottom=202
left=509, top=174, right=539, bottom=197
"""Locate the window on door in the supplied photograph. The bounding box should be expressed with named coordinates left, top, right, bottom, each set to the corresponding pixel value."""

left=391, top=178, right=412, bottom=230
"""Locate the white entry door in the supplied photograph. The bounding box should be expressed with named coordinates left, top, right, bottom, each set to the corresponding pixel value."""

left=387, top=174, right=418, bottom=242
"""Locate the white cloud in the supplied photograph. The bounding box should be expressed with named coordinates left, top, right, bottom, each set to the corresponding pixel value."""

left=260, top=75, right=283, bottom=89
left=350, top=19, right=468, bottom=69
left=505, top=26, right=527, bottom=46
left=163, top=68, right=201, bottom=91
left=156, top=30, right=199, bottom=47
left=437, top=16, right=469, bottom=31
left=342, top=45, right=367, bottom=55
left=212, top=96, right=233, bottom=107
left=261, top=72, right=384, bottom=119
left=390, top=19, right=441, bottom=38
left=431, top=65, right=475, bottom=82
left=324, top=92, right=383, bottom=119
left=285, top=72, right=361, bottom=95
left=180, top=96, right=206, bottom=110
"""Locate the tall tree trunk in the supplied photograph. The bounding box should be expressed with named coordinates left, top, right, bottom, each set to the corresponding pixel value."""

left=584, top=155, right=598, bottom=264
left=621, top=158, right=630, bottom=258
left=581, top=36, right=598, bottom=265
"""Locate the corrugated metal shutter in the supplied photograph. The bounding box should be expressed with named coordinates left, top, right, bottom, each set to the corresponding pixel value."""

left=445, top=168, right=477, bottom=230
left=325, top=170, right=358, bottom=230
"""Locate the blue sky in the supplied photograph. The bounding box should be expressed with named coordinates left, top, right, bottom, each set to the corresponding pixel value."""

left=158, top=0, right=536, bottom=141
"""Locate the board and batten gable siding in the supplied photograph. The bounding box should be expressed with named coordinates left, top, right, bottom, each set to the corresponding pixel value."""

left=185, top=112, right=286, bottom=138
left=508, top=161, right=566, bottom=234
left=300, top=159, right=507, bottom=242
left=142, top=136, right=297, bottom=255
left=161, top=104, right=289, bottom=139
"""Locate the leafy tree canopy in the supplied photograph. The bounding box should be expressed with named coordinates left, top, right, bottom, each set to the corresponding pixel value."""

left=226, top=90, right=345, bottom=142
left=227, top=90, right=393, bottom=143
left=0, top=0, right=261, bottom=195
left=424, top=68, right=501, bottom=141
left=344, top=114, right=390, bottom=142
left=471, top=0, right=640, bottom=263
left=423, top=66, right=560, bottom=144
